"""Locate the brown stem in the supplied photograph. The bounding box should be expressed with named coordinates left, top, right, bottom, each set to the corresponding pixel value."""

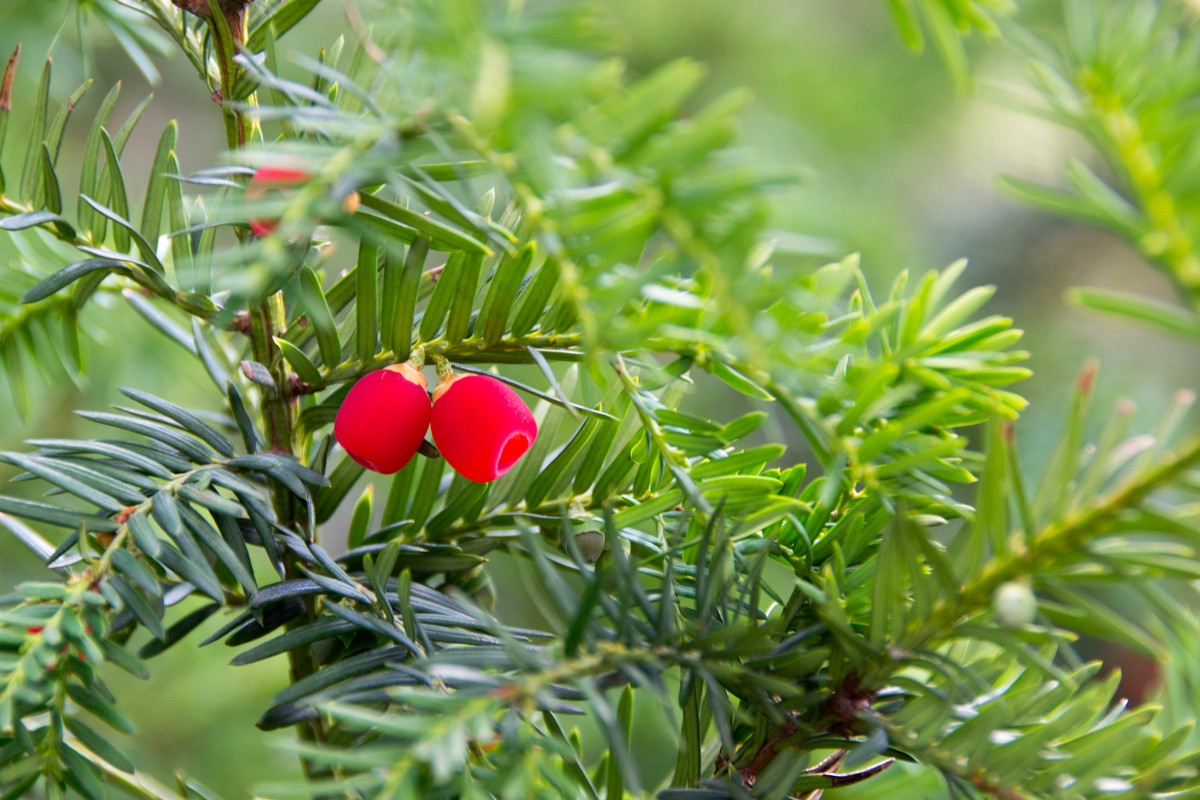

left=172, top=1, right=249, bottom=51
left=200, top=5, right=330, bottom=778
left=734, top=721, right=801, bottom=784
left=180, top=0, right=251, bottom=149
left=247, top=298, right=331, bottom=771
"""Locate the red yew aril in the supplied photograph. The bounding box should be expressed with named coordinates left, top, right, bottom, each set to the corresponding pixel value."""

left=335, top=363, right=432, bottom=474
left=430, top=374, right=537, bottom=483
left=245, top=165, right=311, bottom=236
left=26, top=626, right=83, bottom=664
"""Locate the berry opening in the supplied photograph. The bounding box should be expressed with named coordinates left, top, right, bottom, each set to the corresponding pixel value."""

left=496, top=433, right=531, bottom=472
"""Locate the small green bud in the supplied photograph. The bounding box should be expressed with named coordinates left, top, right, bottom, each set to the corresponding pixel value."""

left=993, top=581, right=1037, bottom=628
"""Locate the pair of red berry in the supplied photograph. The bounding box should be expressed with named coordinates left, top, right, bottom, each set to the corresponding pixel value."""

left=248, top=167, right=539, bottom=483
left=334, top=364, right=538, bottom=483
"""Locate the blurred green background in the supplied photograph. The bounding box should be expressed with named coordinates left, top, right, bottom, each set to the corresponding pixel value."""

left=0, top=0, right=1193, bottom=796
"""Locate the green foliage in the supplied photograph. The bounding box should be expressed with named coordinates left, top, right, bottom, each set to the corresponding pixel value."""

left=885, top=0, right=1016, bottom=88
left=998, top=0, right=1200, bottom=311
left=0, top=1, right=1199, bottom=799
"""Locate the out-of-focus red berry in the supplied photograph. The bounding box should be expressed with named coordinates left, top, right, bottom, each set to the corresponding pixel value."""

left=334, top=363, right=432, bottom=474
left=430, top=374, right=537, bottom=483
left=245, top=165, right=311, bottom=236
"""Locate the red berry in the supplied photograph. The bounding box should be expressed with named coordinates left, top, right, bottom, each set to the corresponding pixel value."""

left=245, top=165, right=311, bottom=236
left=431, top=374, right=537, bottom=483
left=335, top=363, right=432, bottom=474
